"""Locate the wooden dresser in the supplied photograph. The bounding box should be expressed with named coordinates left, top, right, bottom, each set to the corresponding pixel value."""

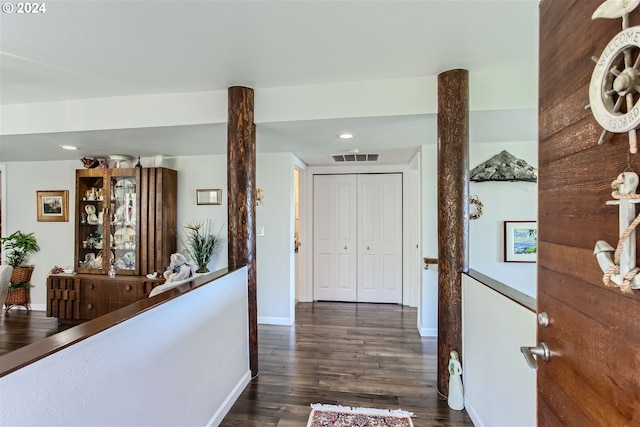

left=47, top=273, right=164, bottom=321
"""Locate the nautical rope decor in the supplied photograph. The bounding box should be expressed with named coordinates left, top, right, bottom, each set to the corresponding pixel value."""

left=594, top=172, right=640, bottom=293
left=589, top=1, right=640, bottom=293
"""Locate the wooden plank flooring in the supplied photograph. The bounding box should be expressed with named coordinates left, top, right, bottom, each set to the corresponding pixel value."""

left=0, top=309, right=72, bottom=356
left=1, top=304, right=475, bottom=426
left=221, top=302, right=474, bottom=426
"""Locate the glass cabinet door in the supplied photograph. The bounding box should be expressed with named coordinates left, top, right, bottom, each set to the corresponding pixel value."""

left=77, top=171, right=108, bottom=273
left=110, top=173, right=137, bottom=273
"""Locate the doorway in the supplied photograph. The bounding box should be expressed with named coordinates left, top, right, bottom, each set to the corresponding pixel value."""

left=313, top=173, right=403, bottom=303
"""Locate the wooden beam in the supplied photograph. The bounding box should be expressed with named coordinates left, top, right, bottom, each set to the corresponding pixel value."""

left=437, top=68, right=469, bottom=397
left=227, top=86, right=258, bottom=378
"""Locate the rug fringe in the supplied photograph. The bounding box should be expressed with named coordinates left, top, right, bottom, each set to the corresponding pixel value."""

left=310, top=403, right=414, bottom=417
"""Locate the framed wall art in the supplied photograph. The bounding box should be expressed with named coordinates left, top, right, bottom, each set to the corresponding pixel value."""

left=37, top=190, right=69, bottom=222
left=196, top=189, right=222, bottom=205
left=504, top=220, right=537, bottom=263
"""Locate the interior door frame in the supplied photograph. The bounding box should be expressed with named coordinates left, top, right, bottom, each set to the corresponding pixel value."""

left=302, top=162, right=421, bottom=307
left=293, top=158, right=308, bottom=304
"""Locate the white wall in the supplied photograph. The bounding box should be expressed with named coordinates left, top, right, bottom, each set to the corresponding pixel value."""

left=166, top=152, right=298, bottom=325
left=256, top=153, right=296, bottom=325
left=3, top=160, right=77, bottom=309
left=2, top=154, right=297, bottom=325
left=165, top=154, right=228, bottom=272
left=419, top=141, right=538, bottom=336
left=420, top=145, right=438, bottom=336
left=0, top=268, right=250, bottom=427
left=462, top=274, right=536, bottom=427
left=469, top=142, right=537, bottom=297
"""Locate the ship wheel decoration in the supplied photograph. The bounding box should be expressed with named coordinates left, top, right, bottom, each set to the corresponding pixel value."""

left=589, top=0, right=640, bottom=153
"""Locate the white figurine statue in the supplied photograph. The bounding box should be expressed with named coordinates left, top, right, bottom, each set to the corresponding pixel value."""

left=448, top=350, right=464, bottom=410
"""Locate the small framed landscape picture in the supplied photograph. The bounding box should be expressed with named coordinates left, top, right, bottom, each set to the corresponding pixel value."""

left=196, top=189, right=222, bottom=205
left=37, top=190, right=69, bottom=222
left=504, top=221, right=537, bottom=263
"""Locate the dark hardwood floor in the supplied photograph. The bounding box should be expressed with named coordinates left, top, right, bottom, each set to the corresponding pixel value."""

left=0, top=309, right=72, bottom=356
left=1, top=303, right=475, bottom=426
left=221, top=302, right=474, bottom=427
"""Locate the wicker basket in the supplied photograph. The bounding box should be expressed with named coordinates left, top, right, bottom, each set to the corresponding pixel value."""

left=4, top=286, right=30, bottom=311
left=10, top=267, right=34, bottom=284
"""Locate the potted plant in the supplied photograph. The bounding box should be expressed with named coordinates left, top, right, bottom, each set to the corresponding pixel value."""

left=1, top=230, right=40, bottom=286
left=178, top=219, right=224, bottom=273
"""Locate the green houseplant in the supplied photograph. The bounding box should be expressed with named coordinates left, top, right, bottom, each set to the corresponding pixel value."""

left=179, top=219, right=224, bottom=273
left=1, top=230, right=40, bottom=288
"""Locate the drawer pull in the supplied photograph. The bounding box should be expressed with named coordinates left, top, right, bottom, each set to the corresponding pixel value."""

left=125, top=285, right=132, bottom=291
left=87, top=303, right=93, bottom=309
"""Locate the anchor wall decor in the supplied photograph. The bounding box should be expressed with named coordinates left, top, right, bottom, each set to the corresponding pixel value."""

left=594, top=172, right=640, bottom=293
left=590, top=0, right=640, bottom=293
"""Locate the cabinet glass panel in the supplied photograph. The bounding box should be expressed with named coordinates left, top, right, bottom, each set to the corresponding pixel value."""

left=77, top=175, right=106, bottom=273
left=110, top=175, right=137, bottom=272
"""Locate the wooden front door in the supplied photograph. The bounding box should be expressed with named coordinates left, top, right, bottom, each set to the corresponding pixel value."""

left=538, top=1, right=640, bottom=425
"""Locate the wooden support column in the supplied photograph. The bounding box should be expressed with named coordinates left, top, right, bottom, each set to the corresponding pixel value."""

left=437, top=69, right=469, bottom=397
left=227, top=86, right=258, bottom=378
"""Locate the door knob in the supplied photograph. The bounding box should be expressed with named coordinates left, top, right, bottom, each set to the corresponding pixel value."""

left=538, top=312, right=550, bottom=327
left=344, top=246, right=347, bottom=250
left=367, top=246, right=370, bottom=250
left=520, top=342, right=550, bottom=370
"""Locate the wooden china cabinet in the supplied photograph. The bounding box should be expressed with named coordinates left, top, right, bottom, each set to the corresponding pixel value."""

left=47, top=167, right=177, bottom=321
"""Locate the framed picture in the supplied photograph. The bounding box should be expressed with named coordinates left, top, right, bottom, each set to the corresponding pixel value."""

left=504, top=221, right=537, bottom=263
left=196, top=189, right=222, bottom=205
left=37, top=190, right=69, bottom=222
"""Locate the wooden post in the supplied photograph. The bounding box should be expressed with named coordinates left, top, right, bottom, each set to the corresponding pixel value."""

left=227, top=86, right=258, bottom=378
left=437, top=69, right=469, bottom=397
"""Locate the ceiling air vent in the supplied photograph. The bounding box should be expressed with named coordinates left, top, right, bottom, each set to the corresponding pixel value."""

left=332, top=153, right=379, bottom=162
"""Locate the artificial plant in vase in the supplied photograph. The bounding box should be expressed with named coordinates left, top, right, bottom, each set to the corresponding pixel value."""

left=179, top=219, right=225, bottom=273
left=1, top=230, right=40, bottom=288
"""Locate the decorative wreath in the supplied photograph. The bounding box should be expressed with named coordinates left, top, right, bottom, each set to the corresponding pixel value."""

left=470, top=195, right=483, bottom=220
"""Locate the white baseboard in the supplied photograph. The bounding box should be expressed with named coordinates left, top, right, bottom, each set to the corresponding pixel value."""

left=464, top=397, right=481, bottom=426
left=419, top=327, right=437, bottom=337
left=4, top=304, right=46, bottom=312
left=208, top=370, right=251, bottom=427
left=258, top=316, right=293, bottom=326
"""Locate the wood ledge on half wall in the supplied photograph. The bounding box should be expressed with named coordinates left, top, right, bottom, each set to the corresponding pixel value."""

left=466, top=269, right=536, bottom=312
left=0, top=266, right=245, bottom=378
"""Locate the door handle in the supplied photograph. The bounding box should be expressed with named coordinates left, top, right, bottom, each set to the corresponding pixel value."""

left=520, top=342, right=550, bottom=370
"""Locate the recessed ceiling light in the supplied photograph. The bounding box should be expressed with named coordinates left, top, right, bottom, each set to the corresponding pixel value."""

left=338, top=132, right=355, bottom=140
left=59, top=144, right=78, bottom=150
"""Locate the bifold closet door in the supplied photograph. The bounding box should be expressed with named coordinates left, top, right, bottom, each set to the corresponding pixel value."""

left=313, top=173, right=402, bottom=303
left=313, top=175, right=357, bottom=301
left=357, top=174, right=402, bottom=303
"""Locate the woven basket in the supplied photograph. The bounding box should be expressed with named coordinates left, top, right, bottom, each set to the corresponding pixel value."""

left=5, top=287, right=29, bottom=305
left=10, top=267, right=33, bottom=284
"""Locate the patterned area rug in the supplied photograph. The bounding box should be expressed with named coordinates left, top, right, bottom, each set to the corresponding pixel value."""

left=307, top=404, right=414, bottom=427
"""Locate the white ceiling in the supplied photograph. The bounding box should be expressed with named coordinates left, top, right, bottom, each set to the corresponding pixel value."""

left=0, top=0, right=539, bottom=166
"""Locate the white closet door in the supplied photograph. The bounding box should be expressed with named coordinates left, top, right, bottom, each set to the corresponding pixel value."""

left=313, top=175, right=357, bottom=301
left=357, top=174, right=403, bottom=303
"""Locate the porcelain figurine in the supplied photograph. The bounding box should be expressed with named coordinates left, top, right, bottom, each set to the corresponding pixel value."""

left=448, top=351, right=464, bottom=410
